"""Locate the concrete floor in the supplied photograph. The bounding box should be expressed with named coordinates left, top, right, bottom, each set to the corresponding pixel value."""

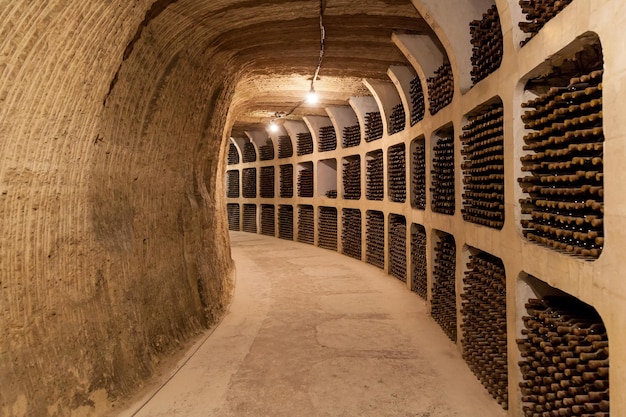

left=118, top=232, right=507, bottom=417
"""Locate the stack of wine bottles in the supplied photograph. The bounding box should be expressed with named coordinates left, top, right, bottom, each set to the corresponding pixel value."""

left=297, top=132, right=314, bottom=156
left=519, top=0, right=573, bottom=46
left=366, top=210, right=385, bottom=269
left=343, top=157, right=361, bottom=200
left=260, top=166, right=274, bottom=198
left=227, top=203, right=240, bottom=231
left=319, top=125, right=337, bottom=152
left=242, top=168, right=257, bottom=198
left=366, top=151, right=384, bottom=201
left=519, top=69, right=604, bottom=259
left=325, top=190, right=337, bottom=199
left=461, top=251, right=508, bottom=409
left=297, top=205, right=315, bottom=245
left=343, top=124, right=361, bottom=148
left=388, top=144, right=406, bottom=203
left=342, top=208, right=362, bottom=260
left=259, top=139, right=274, bottom=161
left=431, top=233, right=457, bottom=342
left=226, top=170, right=240, bottom=198
left=431, top=134, right=455, bottom=215
left=470, top=5, right=503, bottom=85
left=242, top=204, right=257, bottom=233
left=318, top=207, right=338, bottom=251
left=427, top=63, right=454, bottom=115
left=388, top=215, right=407, bottom=282
left=298, top=166, right=314, bottom=198
left=517, top=295, right=609, bottom=417
left=278, top=135, right=293, bottom=159
left=278, top=205, right=293, bottom=240
left=410, top=76, right=425, bottom=126
left=365, top=112, right=383, bottom=142
left=228, top=143, right=239, bottom=165
left=461, top=104, right=504, bottom=228
left=242, top=142, right=256, bottom=163
left=410, top=225, right=427, bottom=299
left=261, top=204, right=275, bottom=237
left=280, top=164, right=293, bottom=198
left=412, top=140, right=427, bottom=209
left=389, top=103, right=406, bottom=135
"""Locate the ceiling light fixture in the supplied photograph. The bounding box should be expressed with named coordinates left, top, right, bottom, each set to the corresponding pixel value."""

left=267, top=0, right=325, bottom=130
left=306, top=87, right=319, bottom=105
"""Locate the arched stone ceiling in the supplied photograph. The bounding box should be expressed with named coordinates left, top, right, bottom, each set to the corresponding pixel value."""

left=152, top=0, right=433, bottom=137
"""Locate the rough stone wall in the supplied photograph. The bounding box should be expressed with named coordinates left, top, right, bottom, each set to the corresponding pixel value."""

left=0, top=2, right=234, bottom=416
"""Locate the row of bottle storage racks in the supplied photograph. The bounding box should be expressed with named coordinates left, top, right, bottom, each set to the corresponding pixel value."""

left=226, top=203, right=610, bottom=415
left=228, top=60, right=606, bottom=261
left=227, top=124, right=499, bottom=224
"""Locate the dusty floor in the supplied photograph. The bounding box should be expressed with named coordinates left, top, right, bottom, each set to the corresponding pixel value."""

left=119, top=232, right=507, bottom=417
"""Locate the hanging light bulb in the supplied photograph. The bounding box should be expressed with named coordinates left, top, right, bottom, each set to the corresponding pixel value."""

left=306, top=87, right=319, bottom=105
left=265, top=2, right=324, bottom=131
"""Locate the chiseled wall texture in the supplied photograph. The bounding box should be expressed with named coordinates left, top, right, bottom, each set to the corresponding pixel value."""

left=0, top=2, right=234, bottom=415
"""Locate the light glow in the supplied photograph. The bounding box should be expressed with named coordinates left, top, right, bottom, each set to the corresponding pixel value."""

left=306, top=90, right=319, bottom=105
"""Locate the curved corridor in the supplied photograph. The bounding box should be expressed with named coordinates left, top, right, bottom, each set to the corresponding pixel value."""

left=120, top=232, right=505, bottom=417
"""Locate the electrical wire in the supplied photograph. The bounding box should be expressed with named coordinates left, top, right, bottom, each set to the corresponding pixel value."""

left=311, top=0, right=326, bottom=91
left=272, top=0, right=325, bottom=123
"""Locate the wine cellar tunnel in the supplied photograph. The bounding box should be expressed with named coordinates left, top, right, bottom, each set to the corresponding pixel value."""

left=2, top=1, right=626, bottom=416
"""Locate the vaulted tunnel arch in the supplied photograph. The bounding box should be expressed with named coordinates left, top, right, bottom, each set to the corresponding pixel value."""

left=2, top=1, right=626, bottom=416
